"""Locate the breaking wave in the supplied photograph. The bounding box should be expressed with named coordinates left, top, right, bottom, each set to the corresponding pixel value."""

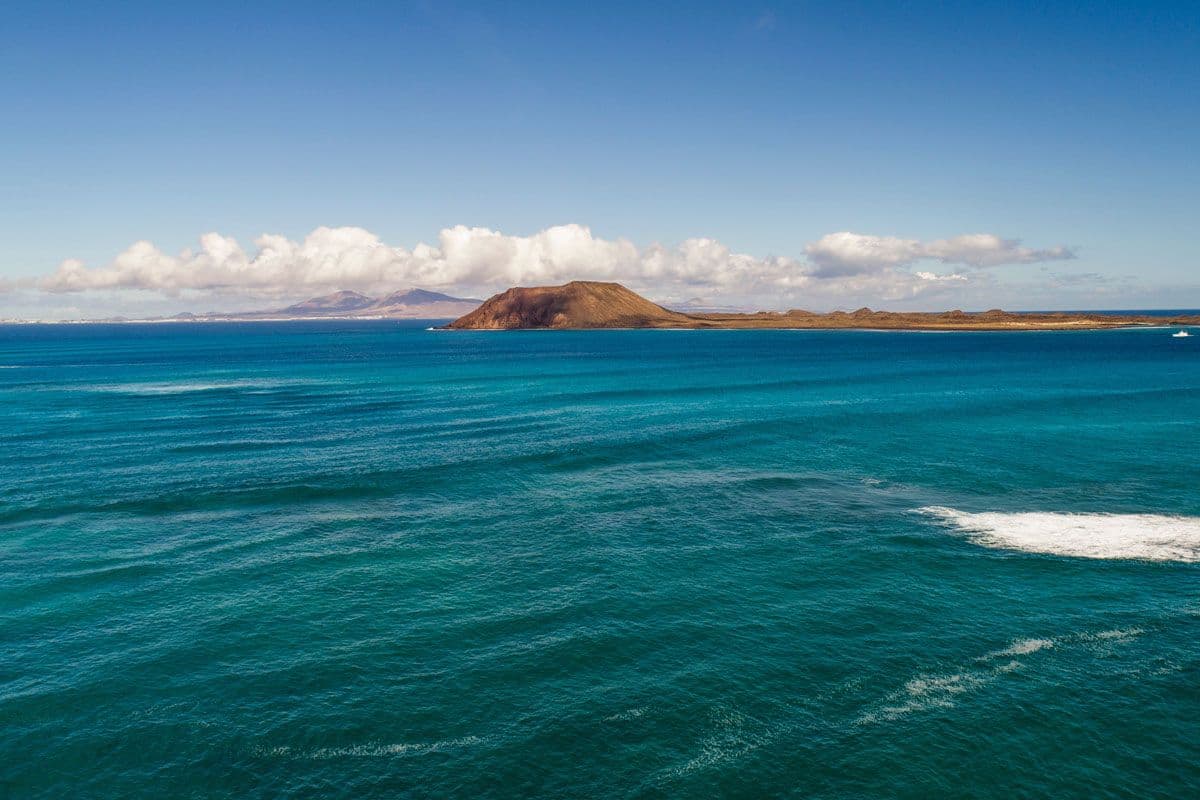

left=918, top=506, right=1200, bottom=562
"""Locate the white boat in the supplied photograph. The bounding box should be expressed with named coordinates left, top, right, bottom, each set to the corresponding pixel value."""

left=1173, top=330, right=1191, bottom=337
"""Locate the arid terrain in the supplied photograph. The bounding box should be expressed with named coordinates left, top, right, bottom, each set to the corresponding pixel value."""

left=447, top=281, right=1200, bottom=331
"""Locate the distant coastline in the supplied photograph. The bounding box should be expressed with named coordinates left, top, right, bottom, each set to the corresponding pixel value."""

left=5, top=284, right=1200, bottom=329
left=0, top=288, right=481, bottom=325
left=0, top=315, right=457, bottom=325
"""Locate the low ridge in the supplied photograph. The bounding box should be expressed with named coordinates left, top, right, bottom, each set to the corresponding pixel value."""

left=283, top=290, right=374, bottom=313
left=163, top=288, right=482, bottom=322
left=373, top=289, right=481, bottom=308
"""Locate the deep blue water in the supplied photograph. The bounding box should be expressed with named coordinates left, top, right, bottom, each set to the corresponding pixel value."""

left=2, top=321, right=1198, bottom=799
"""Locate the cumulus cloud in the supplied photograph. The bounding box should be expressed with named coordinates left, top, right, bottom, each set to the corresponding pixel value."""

left=806, top=232, right=1074, bottom=277
left=24, top=224, right=1072, bottom=309
left=36, top=224, right=807, bottom=299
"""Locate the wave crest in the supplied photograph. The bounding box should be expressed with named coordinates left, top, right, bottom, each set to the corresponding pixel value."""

left=918, top=506, right=1200, bottom=562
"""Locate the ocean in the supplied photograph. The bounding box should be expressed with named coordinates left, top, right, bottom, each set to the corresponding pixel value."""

left=2, top=321, right=1198, bottom=798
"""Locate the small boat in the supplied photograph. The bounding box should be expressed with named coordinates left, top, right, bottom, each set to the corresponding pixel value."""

left=1173, top=330, right=1191, bottom=338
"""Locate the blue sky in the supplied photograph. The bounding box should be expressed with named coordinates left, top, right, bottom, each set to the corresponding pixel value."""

left=2, top=0, right=1198, bottom=316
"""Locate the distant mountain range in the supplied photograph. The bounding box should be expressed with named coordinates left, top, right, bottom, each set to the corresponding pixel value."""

left=172, top=289, right=483, bottom=321
left=663, top=297, right=750, bottom=313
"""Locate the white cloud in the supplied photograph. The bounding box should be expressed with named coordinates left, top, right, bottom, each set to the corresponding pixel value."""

left=924, top=233, right=1074, bottom=267
left=36, top=224, right=809, bottom=298
left=914, top=271, right=967, bottom=282
left=806, top=231, right=1074, bottom=277
left=806, top=233, right=923, bottom=276
left=22, top=224, right=1073, bottom=311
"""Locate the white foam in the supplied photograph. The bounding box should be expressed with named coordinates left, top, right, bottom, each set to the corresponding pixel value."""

left=95, top=380, right=255, bottom=395
left=1079, top=627, right=1144, bottom=642
left=890, top=673, right=984, bottom=716
left=257, top=736, right=483, bottom=760
left=918, top=506, right=1200, bottom=562
left=90, top=378, right=324, bottom=395
left=604, top=707, right=647, bottom=722
left=994, top=638, right=1054, bottom=656
left=660, top=706, right=770, bottom=779
left=857, top=623, right=1154, bottom=726
left=857, top=671, right=990, bottom=724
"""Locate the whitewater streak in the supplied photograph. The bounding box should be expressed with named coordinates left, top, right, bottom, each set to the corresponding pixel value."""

left=918, top=507, right=1200, bottom=562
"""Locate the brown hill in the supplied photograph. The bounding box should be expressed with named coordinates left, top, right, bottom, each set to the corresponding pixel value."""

left=447, top=281, right=690, bottom=329
left=448, top=282, right=1200, bottom=331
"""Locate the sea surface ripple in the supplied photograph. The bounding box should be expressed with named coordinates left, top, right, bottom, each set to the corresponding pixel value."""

left=2, top=321, right=1198, bottom=798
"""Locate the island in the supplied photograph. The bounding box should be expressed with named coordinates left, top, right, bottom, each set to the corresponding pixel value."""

left=444, top=281, right=1200, bottom=331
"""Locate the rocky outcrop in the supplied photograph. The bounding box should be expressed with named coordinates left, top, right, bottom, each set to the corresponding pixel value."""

left=447, top=281, right=690, bottom=329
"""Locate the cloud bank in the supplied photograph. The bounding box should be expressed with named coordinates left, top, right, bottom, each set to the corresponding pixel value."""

left=805, top=232, right=1074, bottom=277
left=26, top=224, right=1074, bottom=307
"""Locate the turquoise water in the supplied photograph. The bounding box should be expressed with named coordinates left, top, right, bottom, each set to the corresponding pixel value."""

left=2, top=322, right=1198, bottom=798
